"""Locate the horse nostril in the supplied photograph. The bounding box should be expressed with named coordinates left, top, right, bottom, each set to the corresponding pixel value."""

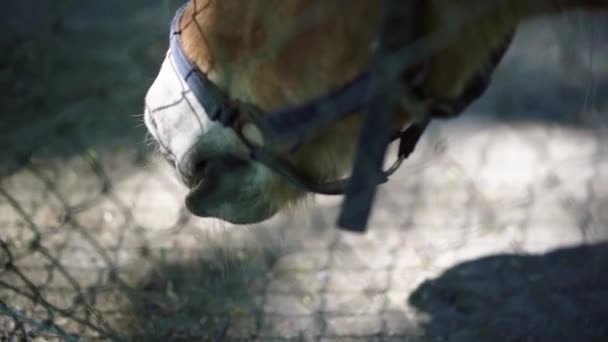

left=178, top=151, right=208, bottom=189
left=178, top=149, right=250, bottom=189
left=191, top=160, right=208, bottom=185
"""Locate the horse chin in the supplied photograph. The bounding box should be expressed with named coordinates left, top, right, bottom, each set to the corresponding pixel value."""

left=184, top=163, right=278, bottom=225
left=185, top=186, right=277, bottom=224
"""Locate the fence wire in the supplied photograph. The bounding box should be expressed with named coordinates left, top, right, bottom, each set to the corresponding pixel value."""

left=2, top=0, right=608, bottom=341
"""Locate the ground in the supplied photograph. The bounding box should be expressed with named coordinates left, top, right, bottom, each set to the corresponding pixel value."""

left=1, top=1, right=607, bottom=341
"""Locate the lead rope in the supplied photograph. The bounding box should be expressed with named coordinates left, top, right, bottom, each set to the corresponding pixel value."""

left=336, top=21, right=514, bottom=232
left=337, top=0, right=425, bottom=232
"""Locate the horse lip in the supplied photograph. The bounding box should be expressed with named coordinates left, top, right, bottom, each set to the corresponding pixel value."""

left=184, top=156, right=251, bottom=213
left=186, top=174, right=211, bottom=200
left=180, top=167, right=206, bottom=190
left=185, top=180, right=211, bottom=215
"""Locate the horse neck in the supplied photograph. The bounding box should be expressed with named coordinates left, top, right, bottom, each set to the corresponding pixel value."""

left=179, top=0, right=383, bottom=110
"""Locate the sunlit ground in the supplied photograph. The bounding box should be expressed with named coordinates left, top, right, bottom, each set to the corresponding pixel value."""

left=1, top=2, right=607, bottom=340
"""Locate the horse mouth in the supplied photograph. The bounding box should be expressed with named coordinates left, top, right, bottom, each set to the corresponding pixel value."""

left=183, top=156, right=256, bottom=221
left=185, top=176, right=211, bottom=200
left=184, top=173, right=224, bottom=218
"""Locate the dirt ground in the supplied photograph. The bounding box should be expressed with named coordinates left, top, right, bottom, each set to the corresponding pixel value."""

left=1, top=1, right=607, bottom=341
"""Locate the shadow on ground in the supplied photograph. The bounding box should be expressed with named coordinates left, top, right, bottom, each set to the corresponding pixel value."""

left=119, top=245, right=282, bottom=340
left=0, top=0, right=182, bottom=179
left=409, top=242, right=608, bottom=342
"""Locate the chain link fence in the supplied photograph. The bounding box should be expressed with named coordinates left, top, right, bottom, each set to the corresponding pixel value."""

left=1, top=0, right=608, bottom=340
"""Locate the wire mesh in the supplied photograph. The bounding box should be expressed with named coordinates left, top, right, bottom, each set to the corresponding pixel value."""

left=1, top=0, right=608, bottom=341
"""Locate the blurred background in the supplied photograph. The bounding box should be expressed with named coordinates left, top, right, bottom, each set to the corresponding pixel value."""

left=1, top=0, right=607, bottom=340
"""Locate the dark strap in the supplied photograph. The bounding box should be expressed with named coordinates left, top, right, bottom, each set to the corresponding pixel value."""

left=337, top=21, right=514, bottom=232
left=259, top=72, right=372, bottom=149
left=170, top=4, right=239, bottom=126
left=337, top=0, right=423, bottom=232
left=249, top=121, right=428, bottom=196
left=170, top=3, right=376, bottom=152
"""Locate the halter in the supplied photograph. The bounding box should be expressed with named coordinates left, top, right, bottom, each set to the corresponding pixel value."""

left=168, top=2, right=513, bottom=232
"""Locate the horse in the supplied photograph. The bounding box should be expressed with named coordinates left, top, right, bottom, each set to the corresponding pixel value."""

left=143, top=0, right=607, bottom=231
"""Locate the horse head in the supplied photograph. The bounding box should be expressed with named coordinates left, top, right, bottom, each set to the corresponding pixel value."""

left=143, top=0, right=607, bottom=228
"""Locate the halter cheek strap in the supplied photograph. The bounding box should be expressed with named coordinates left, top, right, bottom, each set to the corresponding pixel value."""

left=170, top=4, right=240, bottom=127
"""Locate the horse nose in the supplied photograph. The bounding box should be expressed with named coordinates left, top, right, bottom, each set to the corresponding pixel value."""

left=177, top=147, right=250, bottom=189
left=177, top=148, right=208, bottom=189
